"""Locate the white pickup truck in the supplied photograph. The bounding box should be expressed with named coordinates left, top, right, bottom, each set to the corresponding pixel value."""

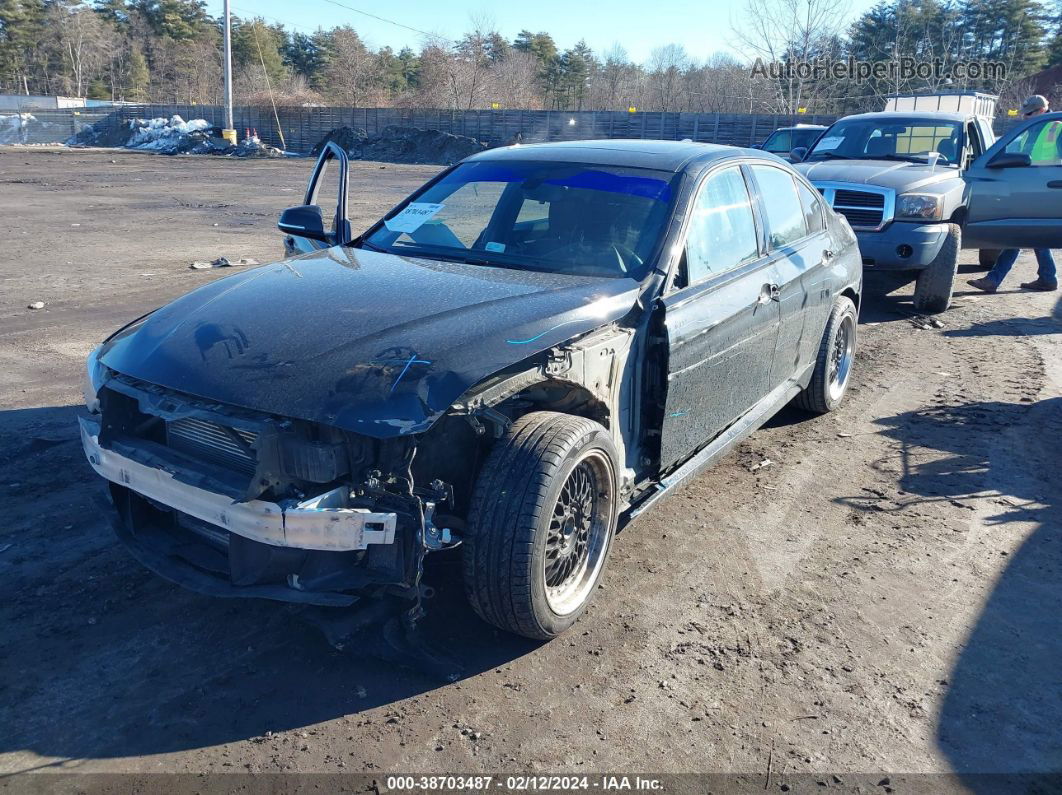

left=794, top=92, right=1000, bottom=312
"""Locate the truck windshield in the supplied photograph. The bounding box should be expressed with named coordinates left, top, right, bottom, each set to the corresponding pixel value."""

left=361, top=160, right=676, bottom=280
left=763, top=128, right=822, bottom=154
left=806, top=118, right=964, bottom=165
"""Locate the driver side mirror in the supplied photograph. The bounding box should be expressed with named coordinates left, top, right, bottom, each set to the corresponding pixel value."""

left=278, top=204, right=329, bottom=242
left=987, top=152, right=1031, bottom=169
left=789, top=147, right=808, bottom=163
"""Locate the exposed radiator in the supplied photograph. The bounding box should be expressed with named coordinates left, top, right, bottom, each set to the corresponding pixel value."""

left=166, top=417, right=258, bottom=475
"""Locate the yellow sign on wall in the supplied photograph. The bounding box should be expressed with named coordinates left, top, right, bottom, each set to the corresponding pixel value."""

left=491, top=102, right=500, bottom=110
left=1007, top=109, right=1018, bottom=116
left=628, top=106, right=637, bottom=113
left=797, top=107, right=807, bottom=114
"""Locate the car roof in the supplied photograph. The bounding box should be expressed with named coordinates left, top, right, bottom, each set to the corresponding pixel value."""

left=464, top=139, right=760, bottom=173
left=835, top=111, right=970, bottom=123
left=773, top=124, right=827, bottom=131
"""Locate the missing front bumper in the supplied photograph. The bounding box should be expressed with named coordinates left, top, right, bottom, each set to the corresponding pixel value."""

left=79, top=415, right=396, bottom=552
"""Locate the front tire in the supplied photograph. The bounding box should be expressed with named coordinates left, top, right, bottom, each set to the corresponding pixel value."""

left=796, top=296, right=857, bottom=414
left=463, top=412, right=619, bottom=640
left=913, top=223, right=960, bottom=313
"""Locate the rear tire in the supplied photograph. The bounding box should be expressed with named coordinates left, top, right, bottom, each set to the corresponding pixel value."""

left=913, top=223, right=960, bottom=313
left=796, top=296, right=858, bottom=414
left=463, top=412, right=619, bottom=640
left=978, top=248, right=1001, bottom=269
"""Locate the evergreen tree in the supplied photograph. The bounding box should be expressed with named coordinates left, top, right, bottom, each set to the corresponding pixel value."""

left=87, top=74, right=108, bottom=97
left=131, top=0, right=211, bottom=42
left=283, top=30, right=323, bottom=80
left=125, top=45, right=149, bottom=99
left=396, top=45, right=419, bottom=88
left=559, top=40, right=595, bottom=109
left=231, top=17, right=287, bottom=86
left=93, top=0, right=128, bottom=28
left=0, top=0, right=47, bottom=93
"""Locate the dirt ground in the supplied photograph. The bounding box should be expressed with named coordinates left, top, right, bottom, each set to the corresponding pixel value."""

left=1, top=148, right=1060, bottom=788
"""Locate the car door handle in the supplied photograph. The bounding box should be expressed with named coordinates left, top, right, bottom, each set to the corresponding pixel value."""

left=1048, top=181, right=1062, bottom=189
left=758, top=283, right=781, bottom=304
left=823, top=248, right=835, bottom=261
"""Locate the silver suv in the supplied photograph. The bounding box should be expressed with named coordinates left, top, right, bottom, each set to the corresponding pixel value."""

left=795, top=110, right=997, bottom=312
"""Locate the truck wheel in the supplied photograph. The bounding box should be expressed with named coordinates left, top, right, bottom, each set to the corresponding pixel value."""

left=795, top=296, right=857, bottom=414
left=978, top=249, right=1001, bottom=269
left=463, top=412, right=619, bottom=640
left=913, top=223, right=960, bottom=313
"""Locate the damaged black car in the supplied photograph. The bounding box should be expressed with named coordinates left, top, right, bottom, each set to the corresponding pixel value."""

left=81, top=140, right=862, bottom=642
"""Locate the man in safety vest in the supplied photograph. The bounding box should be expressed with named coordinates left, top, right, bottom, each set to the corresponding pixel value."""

left=969, top=95, right=1059, bottom=293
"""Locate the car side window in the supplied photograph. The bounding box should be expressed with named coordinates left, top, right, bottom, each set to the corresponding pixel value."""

left=750, top=165, right=807, bottom=249
left=683, top=166, right=760, bottom=284
left=1005, top=119, right=1062, bottom=167
left=797, top=181, right=824, bottom=233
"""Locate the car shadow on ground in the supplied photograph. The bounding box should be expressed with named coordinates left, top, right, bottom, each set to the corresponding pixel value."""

left=0, top=405, right=540, bottom=766
left=855, top=273, right=920, bottom=324
left=857, top=396, right=1062, bottom=784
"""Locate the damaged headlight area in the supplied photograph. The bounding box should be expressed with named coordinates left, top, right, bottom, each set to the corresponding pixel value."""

left=81, top=374, right=470, bottom=616
left=83, top=344, right=108, bottom=414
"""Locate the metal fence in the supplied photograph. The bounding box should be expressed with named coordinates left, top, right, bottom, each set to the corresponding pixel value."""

left=115, top=105, right=843, bottom=152
left=2, top=103, right=1025, bottom=153
left=0, top=107, right=116, bottom=145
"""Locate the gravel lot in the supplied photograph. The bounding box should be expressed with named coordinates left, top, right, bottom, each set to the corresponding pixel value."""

left=1, top=148, right=1060, bottom=787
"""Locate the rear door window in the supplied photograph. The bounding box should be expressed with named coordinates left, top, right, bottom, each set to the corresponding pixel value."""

left=750, top=165, right=807, bottom=249
left=797, top=181, right=824, bottom=233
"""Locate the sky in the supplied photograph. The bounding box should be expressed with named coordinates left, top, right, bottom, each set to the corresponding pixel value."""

left=209, top=0, right=880, bottom=64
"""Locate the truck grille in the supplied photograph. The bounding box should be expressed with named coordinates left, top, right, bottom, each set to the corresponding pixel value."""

left=835, top=208, right=884, bottom=227
left=815, top=185, right=891, bottom=230
left=835, top=190, right=885, bottom=208
left=167, top=417, right=258, bottom=475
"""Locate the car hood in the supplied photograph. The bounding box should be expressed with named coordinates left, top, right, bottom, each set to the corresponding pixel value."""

left=797, top=159, right=959, bottom=191
left=99, top=247, right=640, bottom=438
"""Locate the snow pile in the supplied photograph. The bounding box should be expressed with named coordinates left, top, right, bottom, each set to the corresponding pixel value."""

left=68, top=114, right=286, bottom=157
left=0, top=113, right=39, bottom=145
left=125, top=115, right=211, bottom=153
left=232, top=131, right=283, bottom=158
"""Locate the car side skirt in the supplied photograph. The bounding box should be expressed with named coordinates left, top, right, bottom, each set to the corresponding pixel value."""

left=629, top=370, right=809, bottom=519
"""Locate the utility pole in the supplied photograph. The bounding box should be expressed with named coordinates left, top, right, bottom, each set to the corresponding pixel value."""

left=222, top=0, right=236, bottom=145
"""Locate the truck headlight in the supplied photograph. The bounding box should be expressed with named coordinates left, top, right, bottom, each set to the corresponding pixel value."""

left=83, top=345, right=108, bottom=414
left=896, top=193, right=944, bottom=221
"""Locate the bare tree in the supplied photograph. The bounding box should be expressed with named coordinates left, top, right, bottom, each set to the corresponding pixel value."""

left=733, top=0, right=850, bottom=113
left=50, top=3, right=112, bottom=97
left=647, top=44, right=690, bottom=111
left=321, top=26, right=379, bottom=107
left=488, top=49, right=543, bottom=109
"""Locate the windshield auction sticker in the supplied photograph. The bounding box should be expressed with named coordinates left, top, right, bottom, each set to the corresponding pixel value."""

left=384, top=202, right=445, bottom=234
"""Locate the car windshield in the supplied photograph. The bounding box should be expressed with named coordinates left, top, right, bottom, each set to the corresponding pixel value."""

left=763, top=128, right=821, bottom=154
left=806, top=118, right=963, bottom=164
left=361, top=160, right=677, bottom=280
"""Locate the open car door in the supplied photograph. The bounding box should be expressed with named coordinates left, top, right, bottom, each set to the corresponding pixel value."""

left=963, top=112, right=1062, bottom=249
left=278, top=141, right=352, bottom=256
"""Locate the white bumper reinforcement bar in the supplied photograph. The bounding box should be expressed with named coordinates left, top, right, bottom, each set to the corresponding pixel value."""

left=80, top=416, right=396, bottom=552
